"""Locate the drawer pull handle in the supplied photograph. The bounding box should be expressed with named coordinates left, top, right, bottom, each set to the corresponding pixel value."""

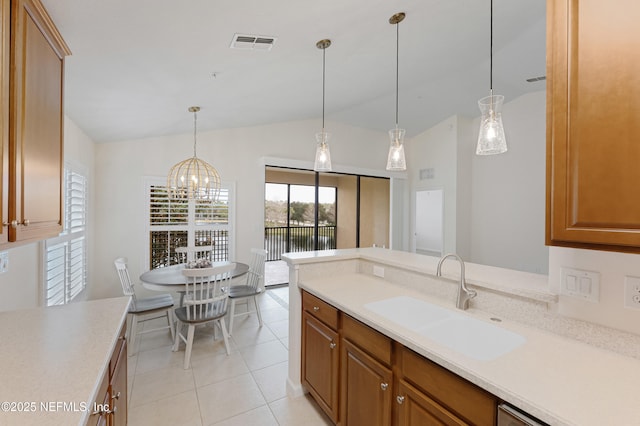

left=380, top=383, right=388, bottom=391
left=313, top=306, right=320, bottom=312
left=396, top=395, right=405, bottom=405
left=112, top=391, right=121, bottom=400
left=329, top=342, right=336, bottom=349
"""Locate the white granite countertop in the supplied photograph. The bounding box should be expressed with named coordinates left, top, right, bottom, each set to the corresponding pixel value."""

left=0, top=297, right=130, bottom=426
left=299, top=273, right=640, bottom=426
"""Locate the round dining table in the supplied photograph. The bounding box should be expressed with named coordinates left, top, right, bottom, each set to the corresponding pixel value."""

left=140, top=261, right=249, bottom=292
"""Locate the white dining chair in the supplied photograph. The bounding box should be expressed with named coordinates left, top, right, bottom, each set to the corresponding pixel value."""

left=172, top=263, right=235, bottom=369
left=114, top=257, right=175, bottom=355
left=175, top=245, right=214, bottom=263
left=227, top=248, right=267, bottom=336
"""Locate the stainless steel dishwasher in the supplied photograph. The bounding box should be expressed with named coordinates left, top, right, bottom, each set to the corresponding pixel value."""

left=497, top=404, right=548, bottom=426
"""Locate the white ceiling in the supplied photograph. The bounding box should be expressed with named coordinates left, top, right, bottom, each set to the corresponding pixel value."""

left=41, top=0, right=546, bottom=143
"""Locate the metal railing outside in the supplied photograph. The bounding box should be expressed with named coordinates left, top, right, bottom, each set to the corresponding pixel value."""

left=264, top=225, right=336, bottom=261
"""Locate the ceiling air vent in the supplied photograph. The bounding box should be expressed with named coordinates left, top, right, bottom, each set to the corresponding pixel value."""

left=230, top=33, right=277, bottom=51
left=526, top=76, right=546, bottom=83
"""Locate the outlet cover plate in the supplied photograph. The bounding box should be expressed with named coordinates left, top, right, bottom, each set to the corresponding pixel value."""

left=0, top=251, right=7, bottom=274
left=560, top=267, right=600, bottom=303
left=624, top=276, right=640, bottom=310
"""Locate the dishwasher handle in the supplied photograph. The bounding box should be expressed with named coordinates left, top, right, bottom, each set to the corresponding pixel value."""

left=497, top=404, right=547, bottom=426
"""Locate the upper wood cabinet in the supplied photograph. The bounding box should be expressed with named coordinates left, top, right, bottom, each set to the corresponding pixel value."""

left=0, top=0, right=9, bottom=245
left=4, top=0, right=70, bottom=244
left=546, top=0, right=640, bottom=252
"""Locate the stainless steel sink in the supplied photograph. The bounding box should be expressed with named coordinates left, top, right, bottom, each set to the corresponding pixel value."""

left=364, top=296, right=526, bottom=361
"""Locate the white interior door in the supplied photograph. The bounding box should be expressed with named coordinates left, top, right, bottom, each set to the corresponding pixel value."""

left=415, top=189, right=443, bottom=256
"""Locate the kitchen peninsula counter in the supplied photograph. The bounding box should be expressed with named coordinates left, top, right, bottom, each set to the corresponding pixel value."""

left=283, top=248, right=640, bottom=426
left=0, top=297, right=130, bottom=425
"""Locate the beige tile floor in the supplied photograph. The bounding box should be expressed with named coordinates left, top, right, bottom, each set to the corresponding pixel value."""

left=126, top=287, right=331, bottom=426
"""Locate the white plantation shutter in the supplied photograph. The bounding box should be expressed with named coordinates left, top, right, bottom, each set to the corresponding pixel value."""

left=44, top=166, right=87, bottom=306
left=146, top=177, right=233, bottom=270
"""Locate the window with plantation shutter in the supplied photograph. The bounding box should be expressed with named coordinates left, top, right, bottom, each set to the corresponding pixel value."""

left=44, top=165, right=87, bottom=306
left=146, top=177, right=234, bottom=270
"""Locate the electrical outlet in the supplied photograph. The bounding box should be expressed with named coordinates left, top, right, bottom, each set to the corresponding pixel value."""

left=0, top=251, right=7, bottom=274
left=373, top=265, right=385, bottom=278
left=624, top=276, right=640, bottom=310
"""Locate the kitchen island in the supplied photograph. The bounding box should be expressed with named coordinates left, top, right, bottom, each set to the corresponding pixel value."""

left=283, top=248, right=640, bottom=425
left=0, top=297, right=130, bottom=425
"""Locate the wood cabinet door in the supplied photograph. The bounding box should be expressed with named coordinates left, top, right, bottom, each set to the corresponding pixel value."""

left=546, top=0, right=640, bottom=251
left=396, top=380, right=467, bottom=426
left=110, top=340, right=127, bottom=425
left=301, top=311, right=339, bottom=423
left=340, top=338, right=392, bottom=426
left=0, top=0, right=8, bottom=244
left=9, top=0, right=69, bottom=242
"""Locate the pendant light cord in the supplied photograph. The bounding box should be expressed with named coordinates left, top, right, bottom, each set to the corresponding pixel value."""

left=322, top=46, right=326, bottom=131
left=395, top=20, right=400, bottom=127
left=490, top=0, right=493, bottom=93
left=193, top=109, right=198, bottom=157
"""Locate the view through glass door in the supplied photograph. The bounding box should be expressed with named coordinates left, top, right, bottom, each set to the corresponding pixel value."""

left=264, top=166, right=389, bottom=287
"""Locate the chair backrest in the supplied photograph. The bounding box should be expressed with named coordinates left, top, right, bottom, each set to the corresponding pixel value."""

left=176, top=245, right=214, bottom=263
left=245, top=248, right=268, bottom=291
left=114, top=257, right=137, bottom=303
left=182, top=263, right=235, bottom=321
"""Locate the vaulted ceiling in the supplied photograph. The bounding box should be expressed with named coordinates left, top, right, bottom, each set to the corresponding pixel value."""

left=41, top=0, right=546, bottom=143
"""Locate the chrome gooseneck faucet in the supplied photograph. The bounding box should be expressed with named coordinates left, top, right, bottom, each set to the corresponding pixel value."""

left=436, top=253, right=477, bottom=310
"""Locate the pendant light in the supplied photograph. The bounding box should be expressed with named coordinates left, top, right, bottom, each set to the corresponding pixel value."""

left=386, top=12, right=407, bottom=171
left=167, top=106, right=221, bottom=200
left=314, top=39, right=332, bottom=172
left=476, top=0, right=507, bottom=155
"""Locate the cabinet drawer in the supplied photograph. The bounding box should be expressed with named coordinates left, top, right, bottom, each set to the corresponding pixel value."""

left=342, top=313, right=392, bottom=366
left=302, top=290, right=339, bottom=330
left=398, top=345, right=496, bottom=426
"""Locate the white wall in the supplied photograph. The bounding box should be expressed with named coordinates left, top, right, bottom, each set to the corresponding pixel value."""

left=408, top=116, right=459, bottom=255
left=91, top=119, right=393, bottom=300
left=470, top=91, right=548, bottom=273
left=407, top=92, right=548, bottom=274
left=0, top=116, right=96, bottom=311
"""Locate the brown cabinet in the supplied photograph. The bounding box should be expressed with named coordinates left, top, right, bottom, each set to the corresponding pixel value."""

left=89, top=322, right=128, bottom=426
left=396, top=345, right=497, bottom=426
left=546, top=0, right=640, bottom=252
left=340, top=314, right=392, bottom=426
left=0, top=0, right=70, bottom=245
left=301, top=291, right=498, bottom=426
left=301, top=292, right=340, bottom=423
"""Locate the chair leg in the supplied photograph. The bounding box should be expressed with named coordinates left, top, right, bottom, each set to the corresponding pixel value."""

left=184, top=324, right=196, bottom=369
left=218, top=319, right=231, bottom=356
left=172, top=320, right=182, bottom=352
left=167, top=309, right=176, bottom=340
left=254, top=296, right=263, bottom=327
left=228, top=299, right=236, bottom=336
left=129, top=314, right=139, bottom=356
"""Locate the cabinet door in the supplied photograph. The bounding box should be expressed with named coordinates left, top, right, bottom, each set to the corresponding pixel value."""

left=110, top=340, right=127, bottom=425
left=546, top=0, right=640, bottom=251
left=396, top=379, right=467, bottom=426
left=340, top=339, right=392, bottom=426
left=0, top=0, right=8, bottom=244
left=301, top=311, right=339, bottom=423
left=9, top=0, right=69, bottom=242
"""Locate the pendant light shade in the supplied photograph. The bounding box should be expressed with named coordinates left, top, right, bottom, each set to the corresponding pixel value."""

left=167, top=107, right=221, bottom=200
left=314, top=39, right=332, bottom=172
left=386, top=12, right=407, bottom=171
left=476, top=0, right=507, bottom=155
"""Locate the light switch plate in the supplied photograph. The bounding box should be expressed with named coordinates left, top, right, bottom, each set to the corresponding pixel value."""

left=561, top=267, right=600, bottom=302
